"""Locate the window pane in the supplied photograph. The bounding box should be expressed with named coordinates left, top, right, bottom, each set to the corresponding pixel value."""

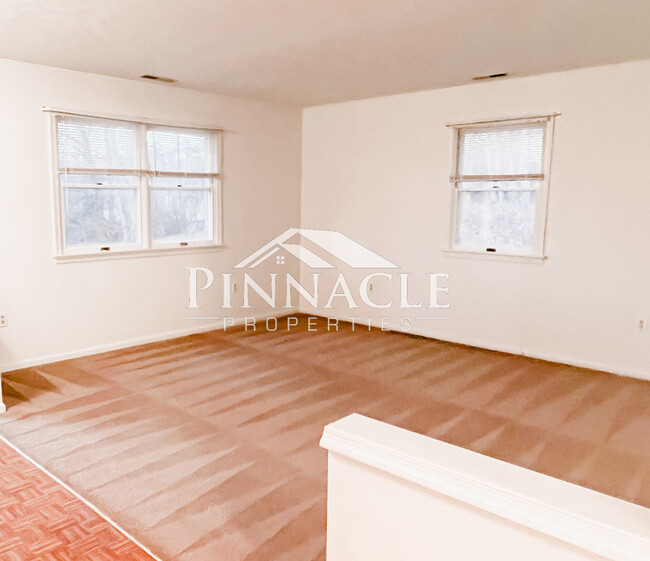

left=458, top=180, right=540, bottom=192
left=456, top=190, right=537, bottom=251
left=64, top=188, right=139, bottom=248
left=147, top=128, right=213, bottom=174
left=151, top=190, right=212, bottom=243
left=148, top=175, right=211, bottom=188
left=60, top=173, right=138, bottom=186
left=459, top=124, right=545, bottom=176
left=58, top=118, right=137, bottom=170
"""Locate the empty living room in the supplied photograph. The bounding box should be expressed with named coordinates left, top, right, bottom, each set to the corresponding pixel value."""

left=0, top=1, right=649, bottom=560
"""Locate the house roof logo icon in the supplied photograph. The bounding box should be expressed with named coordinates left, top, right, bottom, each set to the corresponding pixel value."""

left=234, top=228, right=398, bottom=269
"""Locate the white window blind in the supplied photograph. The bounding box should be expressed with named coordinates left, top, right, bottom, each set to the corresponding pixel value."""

left=147, top=127, right=213, bottom=174
left=458, top=123, right=545, bottom=177
left=52, top=113, right=221, bottom=257
left=450, top=118, right=554, bottom=257
left=58, top=118, right=137, bottom=170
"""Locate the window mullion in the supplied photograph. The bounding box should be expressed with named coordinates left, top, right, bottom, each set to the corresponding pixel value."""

left=452, top=174, right=544, bottom=182
left=138, top=123, right=151, bottom=249
left=535, top=118, right=555, bottom=257
left=55, top=167, right=140, bottom=175
left=60, top=183, right=140, bottom=189
left=213, top=131, right=222, bottom=245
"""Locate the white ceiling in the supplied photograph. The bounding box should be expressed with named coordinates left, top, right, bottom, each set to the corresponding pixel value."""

left=2, top=0, right=650, bottom=107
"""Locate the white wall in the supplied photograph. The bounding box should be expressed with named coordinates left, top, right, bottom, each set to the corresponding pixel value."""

left=2, top=57, right=648, bottom=379
left=0, top=58, right=302, bottom=370
left=301, top=59, right=650, bottom=380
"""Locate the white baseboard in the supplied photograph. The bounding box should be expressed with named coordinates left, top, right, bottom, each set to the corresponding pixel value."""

left=2, top=313, right=274, bottom=373
left=4, top=310, right=647, bottom=382
left=301, top=310, right=649, bottom=382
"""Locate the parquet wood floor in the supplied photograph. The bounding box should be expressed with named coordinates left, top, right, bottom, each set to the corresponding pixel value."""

left=0, top=438, right=155, bottom=561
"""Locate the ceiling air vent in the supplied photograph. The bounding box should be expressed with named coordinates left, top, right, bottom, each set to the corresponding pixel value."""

left=472, top=73, right=508, bottom=81
left=140, top=74, right=175, bottom=84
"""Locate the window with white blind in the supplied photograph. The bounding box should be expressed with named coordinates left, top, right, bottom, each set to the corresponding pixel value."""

left=51, top=112, right=221, bottom=258
left=448, top=116, right=555, bottom=259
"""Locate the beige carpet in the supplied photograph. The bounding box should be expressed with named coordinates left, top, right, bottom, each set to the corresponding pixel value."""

left=1, top=315, right=649, bottom=560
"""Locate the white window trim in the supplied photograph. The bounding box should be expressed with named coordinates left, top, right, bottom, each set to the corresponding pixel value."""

left=445, top=114, right=558, bottom=262
left=46, top=109, right=224, bottom=262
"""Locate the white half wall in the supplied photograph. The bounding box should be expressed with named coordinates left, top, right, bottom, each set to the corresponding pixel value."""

left=301, top=59, right=650, bottom=380
left=0, top=58, right=302, bottom=371
left=321, top=414, right=650, bottom=561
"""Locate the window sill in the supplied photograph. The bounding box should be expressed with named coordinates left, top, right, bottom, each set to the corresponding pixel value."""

left=54, top=244, right=225, bottom=264
left=442, top=248, right=547, bottom=264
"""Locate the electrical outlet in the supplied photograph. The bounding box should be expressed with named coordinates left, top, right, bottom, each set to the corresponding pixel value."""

left=638, top=319, right=647, bottom=332
left=233, top=282, right=237, bottom=292
left=0, top=312, right=7, bottom=328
